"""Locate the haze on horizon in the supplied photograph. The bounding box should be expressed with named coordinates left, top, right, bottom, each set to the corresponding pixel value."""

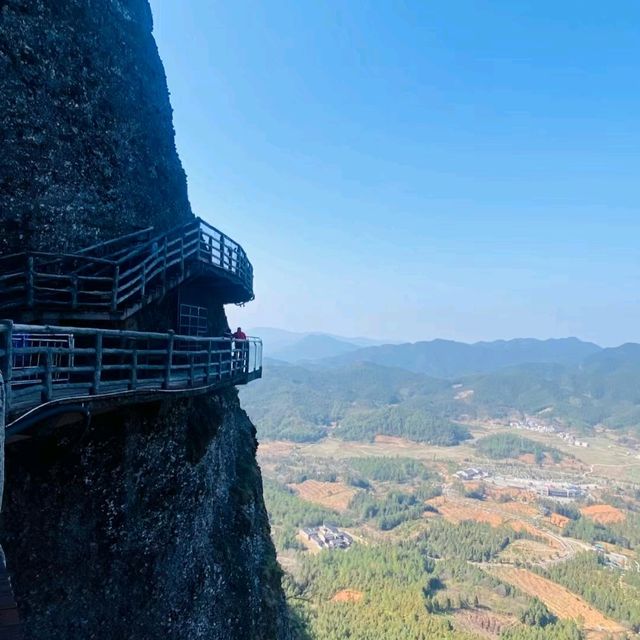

left=150, top=1, right=640, bottom=348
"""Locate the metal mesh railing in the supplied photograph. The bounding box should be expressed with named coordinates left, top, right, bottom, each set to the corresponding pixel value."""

left=11, top=333, right=74, bottom=385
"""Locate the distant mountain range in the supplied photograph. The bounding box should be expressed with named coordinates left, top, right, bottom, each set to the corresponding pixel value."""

left=241, top=337, right=640, bottom=442
left=254, top=327, right=603, bottom=377
left=321, top=337, right=602, bottom=378
left=249, top=327, right=397, bottom=361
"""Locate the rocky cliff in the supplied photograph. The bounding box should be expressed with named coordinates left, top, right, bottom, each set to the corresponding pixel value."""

left=0, top=1, right=290, bottom=638
left=0, top=0, right=191, bottom=252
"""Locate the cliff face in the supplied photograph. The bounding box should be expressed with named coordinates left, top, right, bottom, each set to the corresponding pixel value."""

left=0, top=1, right=290, bottom=639
left=4, top=393, right=288, bottom=640
left=0, top=0, right=191, bottom=253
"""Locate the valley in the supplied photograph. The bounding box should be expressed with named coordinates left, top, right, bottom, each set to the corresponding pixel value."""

left=259, top=419, right=640, bottom=639
left=245, top=337, right=640, bottom=639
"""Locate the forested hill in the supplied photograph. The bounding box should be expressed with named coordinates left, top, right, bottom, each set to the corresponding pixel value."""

left=269, top=334, right=362, bottom=362
left=240, top=359, right=470, bottom=442
left=242, top=344, right=640, bottom=442
left=319, top=337, right=601, bottom=377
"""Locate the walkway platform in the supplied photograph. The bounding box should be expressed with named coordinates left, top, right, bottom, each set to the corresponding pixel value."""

left=0, top=217, right=254, bottom=322
left=0, top=322, right=262, bottom=436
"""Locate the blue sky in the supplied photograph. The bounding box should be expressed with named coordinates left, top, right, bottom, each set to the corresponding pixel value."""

left=149, top=1, right=640, bottom=346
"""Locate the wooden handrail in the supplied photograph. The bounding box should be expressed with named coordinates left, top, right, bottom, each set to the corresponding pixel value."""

left=76, top=226, right=154, bottom=257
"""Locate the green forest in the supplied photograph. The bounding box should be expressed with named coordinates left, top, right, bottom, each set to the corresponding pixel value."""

left=283, top=538, right=588, bottom=640
left=475, top=433, right=562, bottom=463
left=539, top=554, right=640, bottom=631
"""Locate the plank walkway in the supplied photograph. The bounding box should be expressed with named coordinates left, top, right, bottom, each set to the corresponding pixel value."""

left=0, top=322, right=262, bottom=434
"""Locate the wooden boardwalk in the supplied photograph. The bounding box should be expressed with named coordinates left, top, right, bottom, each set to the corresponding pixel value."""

left=0, top=322, right=262, bottom=434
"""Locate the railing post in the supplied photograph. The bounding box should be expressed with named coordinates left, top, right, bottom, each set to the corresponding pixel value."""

left=141, top=261, right=147, bottom=299
left=163, top=331, right=175, bottom=389
left=42, top=348, right=53, bottom=403
left=180, top=237, right=185, bottom=279
left=1, top=321, right=13, bottom=415
left=130, top=348, right=138, bottom=390
left=26, top=255, right=35, bottom=308
left=219, top=234, right=225, bottom=269
left=111, top=264, right=120, bottom=313
left=71, top=274, right=78, bottom=310
left=206, top=339, right=213, bottom=384
left=93, top=333, right=102, bottom=394
left=189, top=353, right=195, bottom=388
left=162, top=238, right=168, bottom=290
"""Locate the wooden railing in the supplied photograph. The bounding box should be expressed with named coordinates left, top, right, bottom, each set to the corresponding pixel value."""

left=0, top=321, right=262, bottom=426
left=0, top=217, right=254, bottom=318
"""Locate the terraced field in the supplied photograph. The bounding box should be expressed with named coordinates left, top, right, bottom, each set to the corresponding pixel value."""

left=486, top=566, right=627, bottom=638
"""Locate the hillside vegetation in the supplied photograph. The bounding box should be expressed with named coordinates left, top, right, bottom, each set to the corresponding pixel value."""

left=476, top=433, right=562, bottom=463
left=322, top=337, right=601, bottom=377
left=242, top=341, right=640, bottom=442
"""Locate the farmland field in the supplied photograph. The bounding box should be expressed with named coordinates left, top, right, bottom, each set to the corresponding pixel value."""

left=580, top=504, right=625, bottom=524
left=289, top=479, right=357, bottom=512
left=486, top=566, right=627, bottom=637
left=258, top=420, right=640, bottom=640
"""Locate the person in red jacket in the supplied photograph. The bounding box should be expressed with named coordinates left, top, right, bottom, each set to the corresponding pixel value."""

left=232, top=327, right=247, bottom=373
left=232, top=327, right=247, bottom=340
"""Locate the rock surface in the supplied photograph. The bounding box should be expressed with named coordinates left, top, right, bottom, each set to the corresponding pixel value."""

left=0, top=0, right=191, bottom=253
left=0, top=1, right=290, bottom=638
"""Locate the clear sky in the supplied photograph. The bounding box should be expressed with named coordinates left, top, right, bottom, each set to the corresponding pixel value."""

left=149, top=1, right=640, bottom=346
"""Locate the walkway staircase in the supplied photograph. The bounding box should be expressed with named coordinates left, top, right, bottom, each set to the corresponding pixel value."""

left=0, top=217, right=254, bottom=322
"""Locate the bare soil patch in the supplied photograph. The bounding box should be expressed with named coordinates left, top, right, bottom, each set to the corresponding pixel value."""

left=330, top=589, right=364, bottom=603
left=373, top=434, right=415, bottom=447
left=518, top=453, right=538, bottom=465
left=289, top=480, right=357, bottom=512
left=258, top=440, right=298, bottom=456
left=499, top=539, right=559, bottom=564
left=581, top=504, right=625, bottom=524
left=548, top=513, right=571, bottom=528
left=493, top=500, right=538, bottom=518
left=453, top=609, right=516, bottom=639
left=430, top=498, right=505, bottom=527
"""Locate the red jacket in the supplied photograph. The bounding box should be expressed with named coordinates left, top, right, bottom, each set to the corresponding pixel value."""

left=233, top=330, right=247, bottom=340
